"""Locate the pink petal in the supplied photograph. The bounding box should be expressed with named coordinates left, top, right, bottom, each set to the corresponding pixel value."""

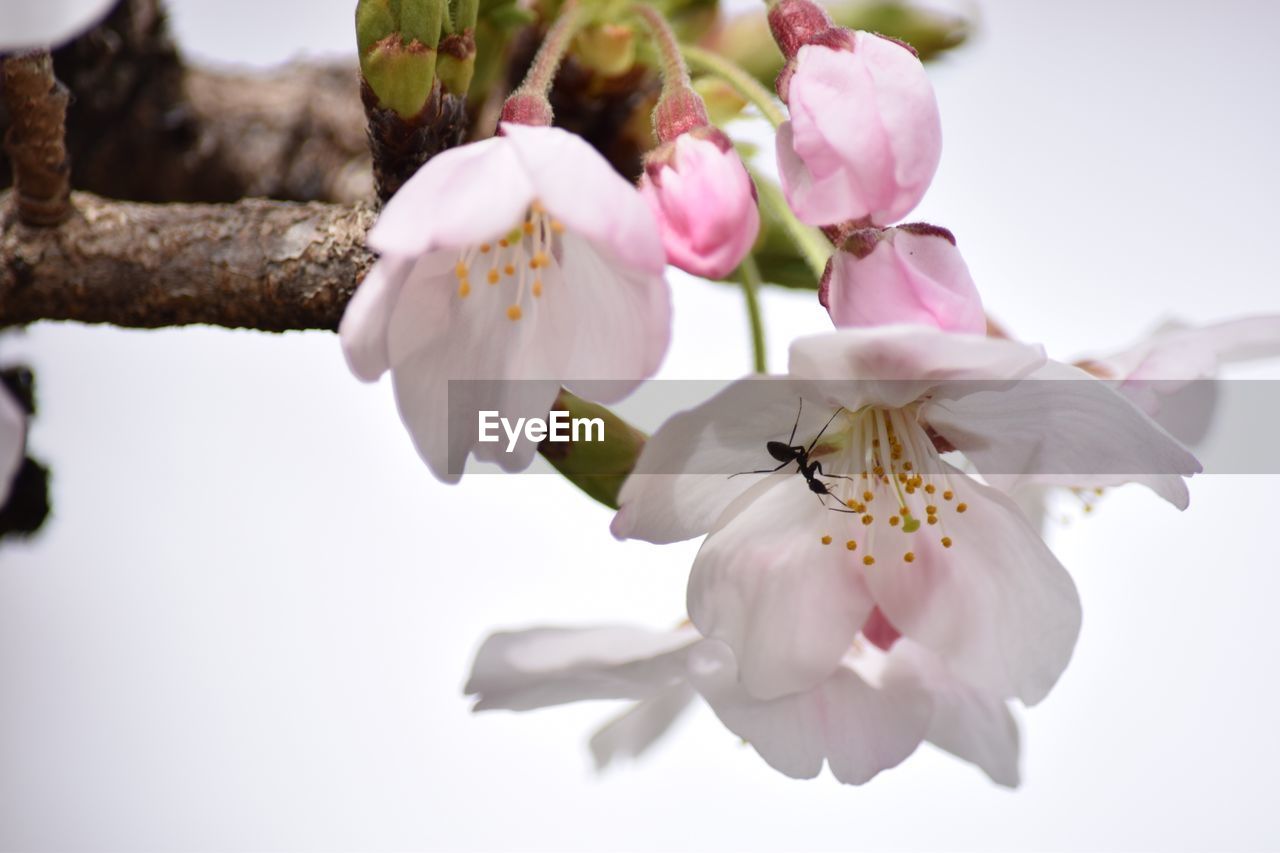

left=688, top=639, right=931, bottom=784
left=862, top=469, right=1082, bottom=705
left=501, top=123, right=666, bottom=275
left=688, top=474, right=876, bottom=700
left=368, top=136, right=536, bottom=256
left=825, top=227, right=986, bottom=333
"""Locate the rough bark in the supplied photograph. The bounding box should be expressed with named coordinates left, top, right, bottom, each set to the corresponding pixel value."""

left=1, top=192, right=374, bottom=331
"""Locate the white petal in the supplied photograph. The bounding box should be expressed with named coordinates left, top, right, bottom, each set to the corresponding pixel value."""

left=588, top=685, right=697, bottom=771
left=0, top=0, right=115, bottom=49
left=0, top=385, right=25, bottom=506
left=788, top=327, right=1046, bottom=409
left=368, top=136, right=535, bottom=257
left=924, top=360, right=1202, bottom=509
left=530, top=233, right=671, bottom=396
left=612, top=377, right=822, bottom=544
left=688, top=474, right=876, bottom=700
left=501, top=123, right=666, bottom=275
left=886, top=641, right=1021, bottom=787
left=464, top=625, right=698, bottom=712
left=340, top=257, right=415, bottom=382
left=688, top=640, right=931, bottom=784
left=863, top=469, right=1082, bottom=705
left=1090, top=316, right=1280, bottom=381
left=386, top=259, right=558, bottom=481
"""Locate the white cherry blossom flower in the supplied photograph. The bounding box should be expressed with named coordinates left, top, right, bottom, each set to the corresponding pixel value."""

left=613, top=327, right=1200, bottom=705
left=465, top=620, right=1021, bottom=786
left=340, top=123, right=671, bottom=481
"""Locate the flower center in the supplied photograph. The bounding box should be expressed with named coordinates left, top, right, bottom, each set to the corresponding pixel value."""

left=815, top=405, right=966, bottom=565
left=452, top=200, right=565, bottom=321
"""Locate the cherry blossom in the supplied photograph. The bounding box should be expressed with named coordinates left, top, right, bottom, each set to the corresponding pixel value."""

left=639, top=129, right=759, bottom=279
left=613, top=327, right=1200, bottom=705
left=340, top=122, right=671, bottom=481
left=822, top=224, right=985, bottom=334
left=768, top=0, right=942, bottom=227
left=465, top=620, right=1021, bottom=786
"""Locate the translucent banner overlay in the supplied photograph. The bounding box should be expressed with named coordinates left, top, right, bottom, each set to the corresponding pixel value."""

left=445, top=379, right=1280, bottom=477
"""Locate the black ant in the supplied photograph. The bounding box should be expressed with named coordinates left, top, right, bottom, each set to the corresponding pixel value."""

left=731, top=399, right=854, bottom=512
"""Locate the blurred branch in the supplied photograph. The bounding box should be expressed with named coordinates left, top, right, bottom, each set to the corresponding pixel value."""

left=0, top=191, right=375, bottom=331
left=0, top=0, right=373, bottom=205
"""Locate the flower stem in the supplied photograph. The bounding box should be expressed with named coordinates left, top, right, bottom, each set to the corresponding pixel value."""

left=679, top=43, right=786, bottom=128
left=632, top=5, right=692, bottom=93
left=748, top=164, right=830, bottom=278
left=738, top=254, right=769, bottom=373
left=513, top=1, right=584, bottom=99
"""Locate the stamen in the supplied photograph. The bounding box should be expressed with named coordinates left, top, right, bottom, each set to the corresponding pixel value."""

left=821, top=535, right=832, bottom=545
left=845, top=540, right=857, bottom=551
left=903, top=552, right=915, bottom=563
left=506, top=305, right=523, bottom=321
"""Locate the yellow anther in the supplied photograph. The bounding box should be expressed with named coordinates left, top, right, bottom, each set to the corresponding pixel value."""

left=532, top=280, right=543, bottom=298
left=455, top=261, right=469, bottom=279
left=506, top=304, right=523, bottom=321
left=845, top=499, right=858, bottom=509
left=924, top=484, right=936, bottom=495
left=897, top=472, right=908, bottom=483
left=874, top=466, right=884, bottom=477
left=551, top=220, right=565, bottom=233
left=861, top=514, right=874, bottom=525
left=903, top=461, right=913, bottom=471
left=845, top=540, right=857, bottom=551
left=863, top=555, right=876, bottom=566
left=926, top=505, right=938, bottom=515
left=821, top=535, right=832, bottom=545
left=480, top=243, right=491, bottom=253
left=499, top=238, right=509, bottom=248
left=889, top=516, right=900, bottom=527
left=487, top=269, right=500, bottom=284
left=903, top=552, right=915, bottom=563
left=850, top=502, right=865, bottom=513
left=504, top=263, right=515, bottom=277
left=534, top=251, right=550, bottom=268
left=522, top=221, right=535, bottom=235
left=956, top=502, right=968, bottom=513
left=927, top=516, right=938, bottom=525
left=862, top=491, right=874, bottom=502
left=941, top=536, right=953, bottom=548
left=458, top=281, right=471, bottom=297
left=943, top=490, right=954, bottom=501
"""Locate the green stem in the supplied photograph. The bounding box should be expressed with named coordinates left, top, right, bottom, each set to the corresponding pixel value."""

left=454, top=0, right=478, bottom=32
left=679, top=43, right=786, bottom=128
left=738, top=255, right=768, bottom=373
left=749, top=164, right=830, bottom=278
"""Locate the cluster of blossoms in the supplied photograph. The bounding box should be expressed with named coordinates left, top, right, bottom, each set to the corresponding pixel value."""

left=338, top=0, right=1280, bottom=786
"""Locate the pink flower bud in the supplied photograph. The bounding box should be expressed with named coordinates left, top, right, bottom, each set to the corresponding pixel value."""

left=775, top=31, right=942, bottom=227
left=639, top=129, right=760, bottom=280
left=820, top=223, right=985, bottom=333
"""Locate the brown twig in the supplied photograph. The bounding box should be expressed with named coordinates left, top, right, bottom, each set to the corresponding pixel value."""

left=2, top=52, right=72, bottom=227
left=1, top=191, right=374, bottom=331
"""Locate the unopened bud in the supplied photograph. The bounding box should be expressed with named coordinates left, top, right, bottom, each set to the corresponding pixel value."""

left=436, top=30, right=476, bottom=96
left=356, top=0, right=443, bottom=119
left=820, top=223, right=985, bottom=334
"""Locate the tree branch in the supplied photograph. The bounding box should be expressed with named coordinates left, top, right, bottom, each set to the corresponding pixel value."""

left=0, top=192, right=374, bottom=331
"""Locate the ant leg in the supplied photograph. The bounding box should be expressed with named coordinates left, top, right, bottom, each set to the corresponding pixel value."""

left=805, top=405, right=847, bottom=454
left=728, top=461, right=790, bottom=479
left=818, top=491, right=857, bottom=514
left=787, top=398, right=803, bottom=446
left=810, top=460, right=854, bottom=482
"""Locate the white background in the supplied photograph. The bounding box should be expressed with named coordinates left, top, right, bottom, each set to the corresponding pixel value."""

left=3, top=0, right=1280, bottom=850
